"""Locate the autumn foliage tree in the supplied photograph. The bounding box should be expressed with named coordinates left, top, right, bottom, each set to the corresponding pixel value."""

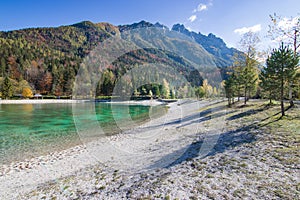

left=238, top=32, right=260, bottom=104
left=22, top=87, right=33, bottom=98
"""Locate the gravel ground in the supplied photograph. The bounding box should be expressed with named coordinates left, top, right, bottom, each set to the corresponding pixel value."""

left=1, top=99, right=299, bottom=199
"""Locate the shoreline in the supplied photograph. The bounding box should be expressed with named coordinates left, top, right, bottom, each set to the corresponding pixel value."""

left=0, top=99, right=198, bottom=198
left=104, top=99, right=166, bottom=106
left=0, top=98, right=169, bottom=167
left=2, top=99, right=297, bottom=199
left=0, top=99, right=167, bottom=106
left=0, top=99, right=88, bottom=104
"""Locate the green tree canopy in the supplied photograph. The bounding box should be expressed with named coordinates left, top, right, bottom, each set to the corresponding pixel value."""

left=1, top=76, right=13, bottom=99
left=265, top=44, right=299, bottom=116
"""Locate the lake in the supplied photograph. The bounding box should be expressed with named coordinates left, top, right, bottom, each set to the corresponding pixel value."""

left=0, top=102, right=165, bottom=164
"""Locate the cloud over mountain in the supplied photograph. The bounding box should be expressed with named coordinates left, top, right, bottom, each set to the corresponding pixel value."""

left=234, top=24, right=261, bottom=35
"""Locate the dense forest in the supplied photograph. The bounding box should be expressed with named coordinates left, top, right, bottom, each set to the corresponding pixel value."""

left=0, top=21, right=240, bottom=99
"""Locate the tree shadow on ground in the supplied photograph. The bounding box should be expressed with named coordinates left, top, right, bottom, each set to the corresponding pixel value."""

left=256, top=104, right=298, bottom=127
left=147, top=102, right=298, bottom=169
left=146, top=104, right=234, bottom=130
left=147, top=124, right=257, bottom=169
left=170, top=105, right=228, bottom=126
left=226, top=104, right=271, bottom=121
left=177, top=110, right=237, bottom=129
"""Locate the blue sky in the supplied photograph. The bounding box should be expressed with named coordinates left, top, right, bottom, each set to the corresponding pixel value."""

left=0, top=0, right=299, bottom=49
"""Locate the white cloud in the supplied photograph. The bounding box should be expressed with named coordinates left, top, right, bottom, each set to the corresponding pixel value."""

left=188, top=15, right=197, bottom=22
left=193, top=1, right=213, bottom=13
left=269, top=16, right=300, bottom=44
left=193, top=4, right=207, bottom=12
left=234, top=24, right=262, bottom=35
left=278, top=16, right=299, bottom=30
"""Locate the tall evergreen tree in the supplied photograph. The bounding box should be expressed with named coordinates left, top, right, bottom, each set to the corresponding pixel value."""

left=259, top=65, right=278, bottom=104
left=1, top=76, right=13, bottom=99
left=268, top=14, right=300, bottom=107
left=232, top=65, right=243, bottom=101
left=266, top=44, right=299, bottom=116
left=240, top=64, right=258, bottom=104
left=224, top=75, right=235, bottom=107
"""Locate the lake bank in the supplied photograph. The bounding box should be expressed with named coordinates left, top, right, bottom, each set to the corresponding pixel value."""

left=0, top=99, right=166, bottom=106
left=1, top=99, right=299, bottom=199
left=0, top=101, right=166, bottom=165
left=0, top=99, right=87, bottom=104
left=0, top=99, right=199, bottom=198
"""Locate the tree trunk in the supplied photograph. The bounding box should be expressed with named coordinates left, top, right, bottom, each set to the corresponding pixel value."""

left=281, top=77, right=285, bottom=116
left=281, top=99, right=285, bottom=116
left=248, top=90, right=251, bottom=102
left=244, top=87, right=247, bottom=105
left=238, top=86, right=240, bottom=101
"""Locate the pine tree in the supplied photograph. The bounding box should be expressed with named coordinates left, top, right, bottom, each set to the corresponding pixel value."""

left=266, top=44, right=299, bottom=116
left=232, top=66, right=243, bottom=101
left=224, top=75, right=235, bottom=107
left=240, top=64, right=258, bottom=104
left=0, top=57, right=6, bottom=77
left=259, top=65, right=278, bottom=104
left=268, top=14, right=300, bottom=107
left=152, top=84, right=160, bottom=98
left=1, top=76, right=13, bottom=99
left=195, top=86, right=205, bottom=100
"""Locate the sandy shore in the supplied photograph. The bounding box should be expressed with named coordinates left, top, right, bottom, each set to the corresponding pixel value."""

left=0, top=99, right=190, bottom=198
left=106, top=99, right=166, bottom=106
left=0, top=99, right=299, bottom=199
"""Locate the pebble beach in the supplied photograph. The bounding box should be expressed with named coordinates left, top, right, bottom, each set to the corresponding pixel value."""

left=0, top=99, right=299, bottom=199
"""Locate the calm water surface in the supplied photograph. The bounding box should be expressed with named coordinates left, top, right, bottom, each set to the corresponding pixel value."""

left=0, top=102, right=165, bottom=164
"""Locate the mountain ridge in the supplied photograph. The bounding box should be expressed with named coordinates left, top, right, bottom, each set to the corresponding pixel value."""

left=171, top=23, right=240, bottom=67
left=0, top=20, right=240, bottom=97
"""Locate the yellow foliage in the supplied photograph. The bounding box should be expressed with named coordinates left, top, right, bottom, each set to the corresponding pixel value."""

left=22, top=87, right=33, bottom=98
left=202, top=79, right=213, bottom=98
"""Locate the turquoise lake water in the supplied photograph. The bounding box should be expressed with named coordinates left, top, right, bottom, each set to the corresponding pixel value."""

left=0, top=103, right=165, bottom=164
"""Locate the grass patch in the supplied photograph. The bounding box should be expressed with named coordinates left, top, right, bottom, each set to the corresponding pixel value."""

left=232, top=189, right=246, bottom=198
left=205, top=174, right=214, bottom=178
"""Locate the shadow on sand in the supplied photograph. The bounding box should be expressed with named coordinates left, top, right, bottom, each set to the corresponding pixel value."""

left=147, top=102, right=298, bottom=169
left=147, top=124, right=257, bottom=169
left=147, top=103, right=263, bottom=169
left=146, top=104, right=236, bottom=130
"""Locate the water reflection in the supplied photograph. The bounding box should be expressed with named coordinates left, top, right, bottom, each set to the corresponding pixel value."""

left=0, top=102, right=165, bottom=164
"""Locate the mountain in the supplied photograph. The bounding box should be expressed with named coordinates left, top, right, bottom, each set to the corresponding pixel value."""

left=0, top=20, right=241, bottom=97
left=172, top=24, right=240, bottom=67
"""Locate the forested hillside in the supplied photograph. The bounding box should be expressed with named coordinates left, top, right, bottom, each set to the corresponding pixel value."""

left=0, top=21, right=240, bottom=98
